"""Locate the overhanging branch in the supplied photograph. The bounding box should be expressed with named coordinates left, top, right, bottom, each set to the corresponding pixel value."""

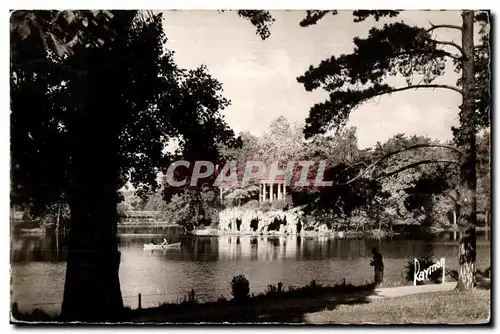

left=339, top=161, right=368, bottom=174
left=373, top=84, right=463, bottom=97
left=377, top=159, right=460, bottom=181
left=427, top=22, right=462, bottom=33
left=342, top=144, right=462, bottom=185
left=393, top=49, right=461, bottom=61
left=427, top=38, right=465, bottom=58
left=439, top=51, right=462, bottom=60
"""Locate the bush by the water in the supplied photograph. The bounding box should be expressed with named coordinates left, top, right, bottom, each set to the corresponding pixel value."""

left=259, top=201, right=272, bottom=212
left=267, top=218, right=282, bottom=232
left=231, top=275, right=250, bottom=301
left=271, top=199, right=287, bottom=210
left=404, top=256, right=443, bottom=284
left=250, top=219, right=259, bottom=232
left=243, top=200, right=259, bottom=209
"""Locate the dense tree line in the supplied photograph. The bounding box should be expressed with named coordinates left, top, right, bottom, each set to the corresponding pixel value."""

left=135, top=115, right=490, bottom=235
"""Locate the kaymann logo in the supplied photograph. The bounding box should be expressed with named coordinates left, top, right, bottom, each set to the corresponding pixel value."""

left=413, top=257, right=446, bottom=286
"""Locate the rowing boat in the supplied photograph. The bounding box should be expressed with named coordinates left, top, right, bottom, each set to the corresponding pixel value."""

left=143, top=242, right=181, bottom=250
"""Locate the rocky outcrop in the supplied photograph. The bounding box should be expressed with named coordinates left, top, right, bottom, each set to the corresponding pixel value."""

left=218, top=207, right=305, bottom=235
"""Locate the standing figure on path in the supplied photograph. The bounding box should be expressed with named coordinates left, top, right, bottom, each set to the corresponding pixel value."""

left=370, top=247, right=384, bottom=285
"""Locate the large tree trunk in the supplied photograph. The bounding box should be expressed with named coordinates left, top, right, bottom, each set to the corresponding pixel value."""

left=62, top=183, right=123, bottom=321
left=61, top=136, right=123, bottom=320
left=61, top=95, right=124, bottom=320
left=456, top=10, right=478, bottom=292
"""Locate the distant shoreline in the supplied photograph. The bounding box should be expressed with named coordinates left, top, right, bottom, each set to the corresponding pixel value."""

left=12, top=224, right=491, bottom=236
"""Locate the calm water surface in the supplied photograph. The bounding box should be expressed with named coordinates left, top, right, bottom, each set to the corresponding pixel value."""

left=11, top=231, right=491, bottom=314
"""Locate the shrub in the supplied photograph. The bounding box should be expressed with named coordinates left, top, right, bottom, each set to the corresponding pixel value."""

left=259, top=201, right=272, bottom=212
left=265, top=282, right=284, bottom=296
left=117, top=203, right=128, bottom=218
left=267, top=218, right=281, bottom=231
left=404, top=256, right=443, bottom=284
left=243, top=200, right=259, bottom=209
left=296, top=220, right=302, bottom=234
left=271, top=199, right=287, bottom=210
left=217, top=295, right=227, bottom=303
left=250, top=219, right=259, bottom=232
left=231, top=275, right=250, bottom=301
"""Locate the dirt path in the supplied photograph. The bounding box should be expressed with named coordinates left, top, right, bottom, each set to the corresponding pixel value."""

left=302, top=282, right=458, bottom=322
left=367, top=282, right=457, bottom=300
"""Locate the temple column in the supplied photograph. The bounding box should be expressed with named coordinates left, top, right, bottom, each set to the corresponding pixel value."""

left=263, top=183, right=267, bottom=201
left=270, top=183, right=274, bottom=202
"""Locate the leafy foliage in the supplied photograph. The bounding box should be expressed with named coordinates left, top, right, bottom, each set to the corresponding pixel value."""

left=230, top=275, right=250, bottom=301
left=11, top=10, right=241, bottom=318
left=11, top=11, right=238, bottom=212
left=297, top=21, right=454, bottom=137
left=236, top=10, right=275, bottom=40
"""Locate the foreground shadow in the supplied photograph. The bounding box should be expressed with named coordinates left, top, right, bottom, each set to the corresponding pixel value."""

left=127, top=282, right=378, bottom=324
left=12, top=282, right=379, bottom=324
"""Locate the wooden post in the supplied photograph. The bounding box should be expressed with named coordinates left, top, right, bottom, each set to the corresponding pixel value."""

left=413, top=258, right=418, bottom=286
left=138, top=293, right=142, bottom=310
left=442, top=258, right=446, bottom=284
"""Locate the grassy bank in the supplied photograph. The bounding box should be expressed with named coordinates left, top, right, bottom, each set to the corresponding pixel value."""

left=13, top=284, right=490, bottom=324
left=12, top=281, right=377, bottom=323
left=12, top=268, right=490, bottom=324
left=306, top=290, right=491, bottom=324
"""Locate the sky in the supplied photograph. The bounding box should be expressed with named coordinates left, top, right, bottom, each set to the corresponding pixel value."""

left=161, top=10, right=465, bottom=149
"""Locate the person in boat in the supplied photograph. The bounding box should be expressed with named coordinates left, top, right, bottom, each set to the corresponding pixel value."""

left=370, top=247, right=384, bottom=284
left=160, top=238, right=168, bottom=246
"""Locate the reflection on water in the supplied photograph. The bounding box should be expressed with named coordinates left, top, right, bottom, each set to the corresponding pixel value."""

left=11, top=231, right=491, bottom=314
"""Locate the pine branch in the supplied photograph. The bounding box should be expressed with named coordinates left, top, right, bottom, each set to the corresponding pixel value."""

left=427, top=22, right=462, bottom=33
left=373, top=84, right=464, bottom=97
left=338, top=161, right=369, bottom=174
left=427, top=38, right=466, bottom=58
left=377, top=159, right=460, bottom=181
left=392, top=49, right=461, bottom=61
left=342, top=144, right=462, bottom=185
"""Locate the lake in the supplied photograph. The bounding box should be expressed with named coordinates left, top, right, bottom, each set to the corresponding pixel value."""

left=10, top=231, right=491, bottom=314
